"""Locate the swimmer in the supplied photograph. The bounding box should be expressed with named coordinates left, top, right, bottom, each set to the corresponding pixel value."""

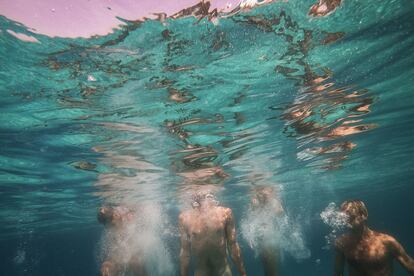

left=334, top=200, right=414, bottom=276
left=179, top=192, right=247, bottom=276
left=98, top=206, right=147, bottom=276
left=250, top=186, right=284, bottom=276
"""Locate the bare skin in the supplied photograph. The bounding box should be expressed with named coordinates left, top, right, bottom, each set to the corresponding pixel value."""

left=179, top=199, right=246, bottom=276
left=334, top=200, right=414, bottom=276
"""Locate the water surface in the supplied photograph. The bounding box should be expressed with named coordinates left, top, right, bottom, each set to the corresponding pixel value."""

left=1, top=0, right=414, bottom=275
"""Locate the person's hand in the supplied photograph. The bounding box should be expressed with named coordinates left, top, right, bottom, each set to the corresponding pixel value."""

left=251, top=198, right=259, bottom=206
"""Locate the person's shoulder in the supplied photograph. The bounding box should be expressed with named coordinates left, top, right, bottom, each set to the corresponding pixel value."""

left=376, top=232, right=400, bottom=246
left=371, top=231, right=403, bottom=251
left=179, top=210, right=192, bottom=223
left=372, top=231, right=396, bottom=242
left=375, top=232, right=407, bottom=256
left=218, top=206, right=231, bottom=212
left=219, top=207, right=234, bottom=220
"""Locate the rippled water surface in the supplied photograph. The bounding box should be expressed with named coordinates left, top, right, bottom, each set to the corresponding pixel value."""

left=1, top=0, right=414, bottom=275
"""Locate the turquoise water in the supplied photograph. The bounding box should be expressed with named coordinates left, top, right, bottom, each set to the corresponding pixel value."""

left=1, top=0, right=414, bottom=275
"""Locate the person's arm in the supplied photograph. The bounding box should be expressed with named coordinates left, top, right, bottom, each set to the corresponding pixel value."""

left=179, top=214, right=191, bottom=276
left=270, top=197, right=284, bottom=216
left=225, top=209, right=247, bottom=276
left=388, top=236, right=414, bottom=274
left=334, top=241, right=345, bottom=276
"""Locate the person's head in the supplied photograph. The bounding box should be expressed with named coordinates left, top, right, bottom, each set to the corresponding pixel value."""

left=191, top=191, right=218, bottom=209
left=98, top=207, right=114, bottom=226
left=251, top=185, right=278, bottom=206
left=257, top=186, right=273, bottom=200
left=97, top=207, right=123, bottom=226
left=340, top=200, right=368, bottom=229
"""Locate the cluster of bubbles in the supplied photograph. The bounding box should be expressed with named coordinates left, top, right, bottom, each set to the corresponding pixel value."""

left=320, top=202, right=350, bottom=248
left=13, top=249, right=26, bottom=265
left=99, top=203, right=174, bottom=275
left=241, top=205, right=311, bottom=261
left=12, top=242, right=41, bottom=274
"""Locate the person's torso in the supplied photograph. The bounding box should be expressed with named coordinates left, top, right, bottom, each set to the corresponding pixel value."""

left=343, top=233, right=393, bottom=276
left=186, top=207, right=228, bottom=260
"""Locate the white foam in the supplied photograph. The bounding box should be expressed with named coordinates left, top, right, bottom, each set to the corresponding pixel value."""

left=320, top=202, right=350, bottom=247
left=13, top=249, right=26, bottom=265
left=241, top=206, right=310, bottom=261
left=320, top=202, right=349, bottom=229
left=99, top=203, right=174, bottom=275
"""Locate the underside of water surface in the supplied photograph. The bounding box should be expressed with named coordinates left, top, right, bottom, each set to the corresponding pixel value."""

left=1, top=0, right=414, bottom=275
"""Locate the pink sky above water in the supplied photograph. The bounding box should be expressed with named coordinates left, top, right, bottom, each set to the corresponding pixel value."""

left=0, top=0, right=239, bottom=38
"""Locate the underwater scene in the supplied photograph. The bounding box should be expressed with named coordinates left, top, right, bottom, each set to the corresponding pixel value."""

left=1, top=0, right=414, bottom=275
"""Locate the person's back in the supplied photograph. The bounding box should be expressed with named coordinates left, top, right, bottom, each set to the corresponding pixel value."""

left=181, top=206, right=232, bottom=275
left=179, top=193, right=246, bottom=276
